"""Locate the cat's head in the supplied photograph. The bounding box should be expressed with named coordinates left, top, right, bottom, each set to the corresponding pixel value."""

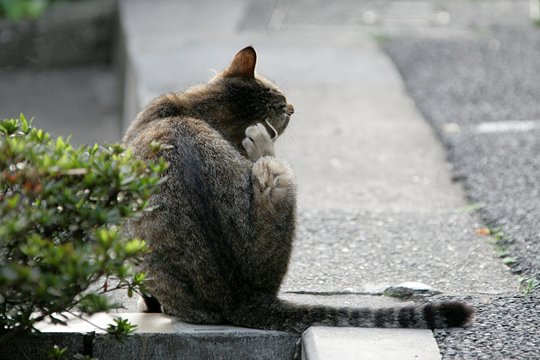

left=210, top=46, right=294, bottom=141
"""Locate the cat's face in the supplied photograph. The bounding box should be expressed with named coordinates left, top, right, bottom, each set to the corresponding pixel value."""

left=255, top=74, right=295, bottom=139
left=213, top=47, right=294, bottom=140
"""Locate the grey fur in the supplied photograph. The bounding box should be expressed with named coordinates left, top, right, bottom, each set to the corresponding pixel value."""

left=123, top=47, right=474, bottom=333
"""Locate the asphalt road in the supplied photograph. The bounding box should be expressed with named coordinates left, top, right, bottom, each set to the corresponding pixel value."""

left=383, top=25, right=540, bottom=358
left=427, top=293, right=540, bottom=359
left=383, top=26, right=540, bottom=286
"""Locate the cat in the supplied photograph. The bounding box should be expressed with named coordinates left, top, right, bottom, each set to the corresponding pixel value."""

left=122, top=46, right=474, bottom=332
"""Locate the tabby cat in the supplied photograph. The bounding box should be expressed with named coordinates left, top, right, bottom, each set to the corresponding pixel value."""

left=123, top=46, right=473, bottom=332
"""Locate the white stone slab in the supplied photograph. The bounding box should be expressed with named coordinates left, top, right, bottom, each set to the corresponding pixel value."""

left=302, top=327, right=441, bottom=360
left=35, top=312, right=175, bottom=333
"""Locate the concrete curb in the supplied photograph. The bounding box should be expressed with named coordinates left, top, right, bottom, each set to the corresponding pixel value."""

left=2, top=312, right=446, bottom=360
left=1, top=313, right=299, bottom=360
left=94, top=331, right=298, bottom=360
left=1, top=331, right=298, bottom=360
left=302, top=327, right=441, bottom=360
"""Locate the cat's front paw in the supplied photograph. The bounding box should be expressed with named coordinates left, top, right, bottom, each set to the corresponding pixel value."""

left=242, top=123, right=275, bottom=161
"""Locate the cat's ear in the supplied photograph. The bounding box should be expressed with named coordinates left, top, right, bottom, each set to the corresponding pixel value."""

left=223, top=46, right=256, bottom=79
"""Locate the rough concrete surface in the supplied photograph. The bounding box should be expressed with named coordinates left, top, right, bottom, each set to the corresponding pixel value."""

left=94, top=332, right=298, bottom=360
left=283, top=209, right=516, bottom=295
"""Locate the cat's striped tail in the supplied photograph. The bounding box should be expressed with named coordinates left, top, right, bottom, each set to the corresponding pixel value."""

left=224, top=297, right=474, bottom=333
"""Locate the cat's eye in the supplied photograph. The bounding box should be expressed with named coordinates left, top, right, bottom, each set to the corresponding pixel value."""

left=272, top=104, right=286, bottom=112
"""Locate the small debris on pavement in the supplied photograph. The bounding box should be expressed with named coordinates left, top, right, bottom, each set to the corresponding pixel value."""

left=383, top=282, right=442, bottom=299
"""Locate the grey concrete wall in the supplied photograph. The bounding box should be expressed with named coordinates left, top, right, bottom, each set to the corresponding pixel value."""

left=0, top=0, right=117, bottom=68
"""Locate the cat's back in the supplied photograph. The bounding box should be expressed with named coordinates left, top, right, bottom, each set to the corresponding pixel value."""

left=124, top=106, right=253, bottom=250
left=125, top=110, right=224, bottom=163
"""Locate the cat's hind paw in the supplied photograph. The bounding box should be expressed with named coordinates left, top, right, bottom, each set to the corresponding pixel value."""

left=242, top=123, right=275, bottom=161
left=252, top=158, right=294, bottom=206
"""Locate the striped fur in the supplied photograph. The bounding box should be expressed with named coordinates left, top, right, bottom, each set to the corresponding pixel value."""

left=223, top=298, right=473, bottom=332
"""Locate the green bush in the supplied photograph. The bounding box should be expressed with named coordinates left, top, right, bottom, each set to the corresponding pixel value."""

left=0, top=115, right=167, bottom=344
left=0, top=0, right=75, bottom=21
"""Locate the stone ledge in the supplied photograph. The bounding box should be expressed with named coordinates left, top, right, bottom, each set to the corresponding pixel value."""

left=1, top=313, right=299, bottom=360
left=1, top=312, right=447, bottom=360
left=94, top=331, right=298, bottom=360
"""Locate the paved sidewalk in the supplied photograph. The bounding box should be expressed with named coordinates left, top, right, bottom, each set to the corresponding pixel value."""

left=121, top=0, right=516, bottom=296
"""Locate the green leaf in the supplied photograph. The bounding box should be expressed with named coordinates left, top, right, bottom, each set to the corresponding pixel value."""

left=132, top=272, right=146, bottom=285
left=107, top=317, right=137, bottom=341
left=46, top=345, right=67, bottom=360
left=502, top=256, right=517, bottom=265
left=6, top=194, right=20, bottom=209
left=96, top=228, right=113, bottom=248
left=20, top=113, right=29, bottom=132
left=124, top=239, right=147, bottom=256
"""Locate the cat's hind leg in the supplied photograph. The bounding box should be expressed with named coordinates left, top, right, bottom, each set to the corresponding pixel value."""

left=251, top=156, right=295, bottom=208
left=137, top=294, right=162, bottom=313
left=242, top=124, right=296, bottom=294
left=242, top=122, right=294, bottom=207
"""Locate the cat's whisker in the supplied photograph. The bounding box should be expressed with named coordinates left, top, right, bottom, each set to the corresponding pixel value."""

left=291, top=109, right=306, bottom=116
left=277, top=77, right=291, bottom=88
left=278, top=127, right=302, bottom=154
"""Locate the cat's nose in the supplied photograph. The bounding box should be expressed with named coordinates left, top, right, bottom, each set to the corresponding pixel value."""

left=286, top=104, right=295, bottom=115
